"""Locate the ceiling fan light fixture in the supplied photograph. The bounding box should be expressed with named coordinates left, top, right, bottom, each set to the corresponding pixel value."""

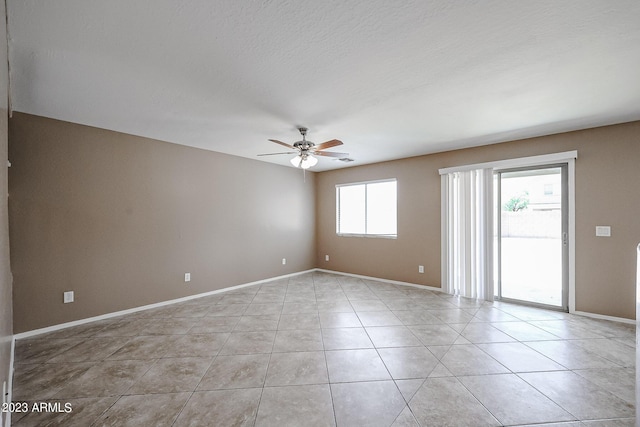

left=290, top=154, right=318, bottom=169
left=303, top=155, right=318, bottom=169
left=261, top=128, right=345, bottom=171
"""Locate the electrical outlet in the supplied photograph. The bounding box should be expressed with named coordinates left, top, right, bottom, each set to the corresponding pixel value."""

left=418, top=265, right=424, bottom=274
left=325, top=255, right=329, bottom=262
left=184, top=273, right=191, bottom=282
left=63, top=291, right=74, bottom=303
left=282, top=258, right=286, bottom=265
left=595, top=226, right=611, bottom=237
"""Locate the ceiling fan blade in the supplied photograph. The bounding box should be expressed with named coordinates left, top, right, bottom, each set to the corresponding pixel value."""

left=257, top=151, right=297, bottom=156
left=268, top=139, right=295, bottom=149
left=314, top=139, right=343, bottom=150
left=314, top=151, right=349, bottom=158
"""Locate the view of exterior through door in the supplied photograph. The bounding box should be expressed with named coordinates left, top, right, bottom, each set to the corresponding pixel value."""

left=496, top=165, right=568, bottom=310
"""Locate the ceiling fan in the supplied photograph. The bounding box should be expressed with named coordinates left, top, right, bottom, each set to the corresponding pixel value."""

left=258, top=127, right=348, bottom=169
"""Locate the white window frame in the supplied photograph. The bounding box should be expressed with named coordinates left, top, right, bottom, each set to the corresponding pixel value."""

left=336, top=178, right=397, bottom=238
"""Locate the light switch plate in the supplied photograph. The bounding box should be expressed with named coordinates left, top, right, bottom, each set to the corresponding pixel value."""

left=63, top=291, right=74, bottom=303
left=595, top=226, right=611, bottom=237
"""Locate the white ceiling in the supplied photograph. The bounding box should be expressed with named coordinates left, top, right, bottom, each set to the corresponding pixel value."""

left=7, top=0, right=640, bottom=171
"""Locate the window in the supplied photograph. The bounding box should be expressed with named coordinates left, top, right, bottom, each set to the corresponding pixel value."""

left=336, top=179, right=397, bottom=237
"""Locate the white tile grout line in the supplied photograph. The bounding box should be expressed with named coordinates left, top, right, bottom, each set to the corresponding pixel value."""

left=6, top=267, right=635, bottom=423
left=15, top=268, right=633, bottom=341
left=317, top=268, right=635, bottom=325
left=6, top=269, right=316, bottom=425
left=13, top=269, right=315, bottom=340
left=315, top=268, right=443, bottom=293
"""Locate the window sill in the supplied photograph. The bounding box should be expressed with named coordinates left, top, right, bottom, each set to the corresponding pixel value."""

left=336, top=233, right=397, bottom=239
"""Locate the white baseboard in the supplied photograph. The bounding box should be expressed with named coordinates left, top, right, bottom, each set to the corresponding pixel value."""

left=14, top=269, right=315, bottom=340
left=315, top=268, right=444, bottom=292
left=318, top=269, right=636, bottom=324
left=12, top=267, right=636, bottom=341
left=572, top=310, right=635, bottom=325
left=6, top=267, right=636, bottom=419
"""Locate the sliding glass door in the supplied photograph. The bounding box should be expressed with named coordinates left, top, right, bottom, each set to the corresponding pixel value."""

left=495, top=165, right=568, bottom=310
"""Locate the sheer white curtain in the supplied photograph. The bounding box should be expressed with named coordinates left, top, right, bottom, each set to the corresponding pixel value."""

left=441, top=168, right=494, bottom=300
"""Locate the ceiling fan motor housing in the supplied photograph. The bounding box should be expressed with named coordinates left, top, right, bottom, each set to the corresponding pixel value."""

left=294, top=127, right=313, bottom=151
left=293, top=141, right=314, bottom=151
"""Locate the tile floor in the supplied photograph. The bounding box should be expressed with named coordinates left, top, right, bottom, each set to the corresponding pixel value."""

left=10, top=271, right=636, bottom=426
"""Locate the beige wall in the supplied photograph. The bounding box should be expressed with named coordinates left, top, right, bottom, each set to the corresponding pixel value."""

left=9, top=113, right=316, bottom=332
left=316, top=122, right=640, bottom=320
left=0, top=0, right=12, bottom=419
left=8, top=113, right=640, bottom=334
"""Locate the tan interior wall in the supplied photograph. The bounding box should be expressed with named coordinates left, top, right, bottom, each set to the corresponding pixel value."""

left=316, top=122, right=640, bottom=320
left=0, top=0, right=12, bottom=417
left=8, top=113, right=640, bottom=333
left=9, top=113, right=316, bottom=333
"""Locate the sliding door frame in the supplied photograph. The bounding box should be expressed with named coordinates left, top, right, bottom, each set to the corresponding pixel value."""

left=440, top=151, right=576, bottom=313
left=494, top=164, right=569, bottom=311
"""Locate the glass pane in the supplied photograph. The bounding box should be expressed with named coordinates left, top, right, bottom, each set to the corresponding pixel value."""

left=500, top=167, right=562, bottom=306
left=367, top=181, right=397, bottom=235
left=338, top=185, right=365, bottom=234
